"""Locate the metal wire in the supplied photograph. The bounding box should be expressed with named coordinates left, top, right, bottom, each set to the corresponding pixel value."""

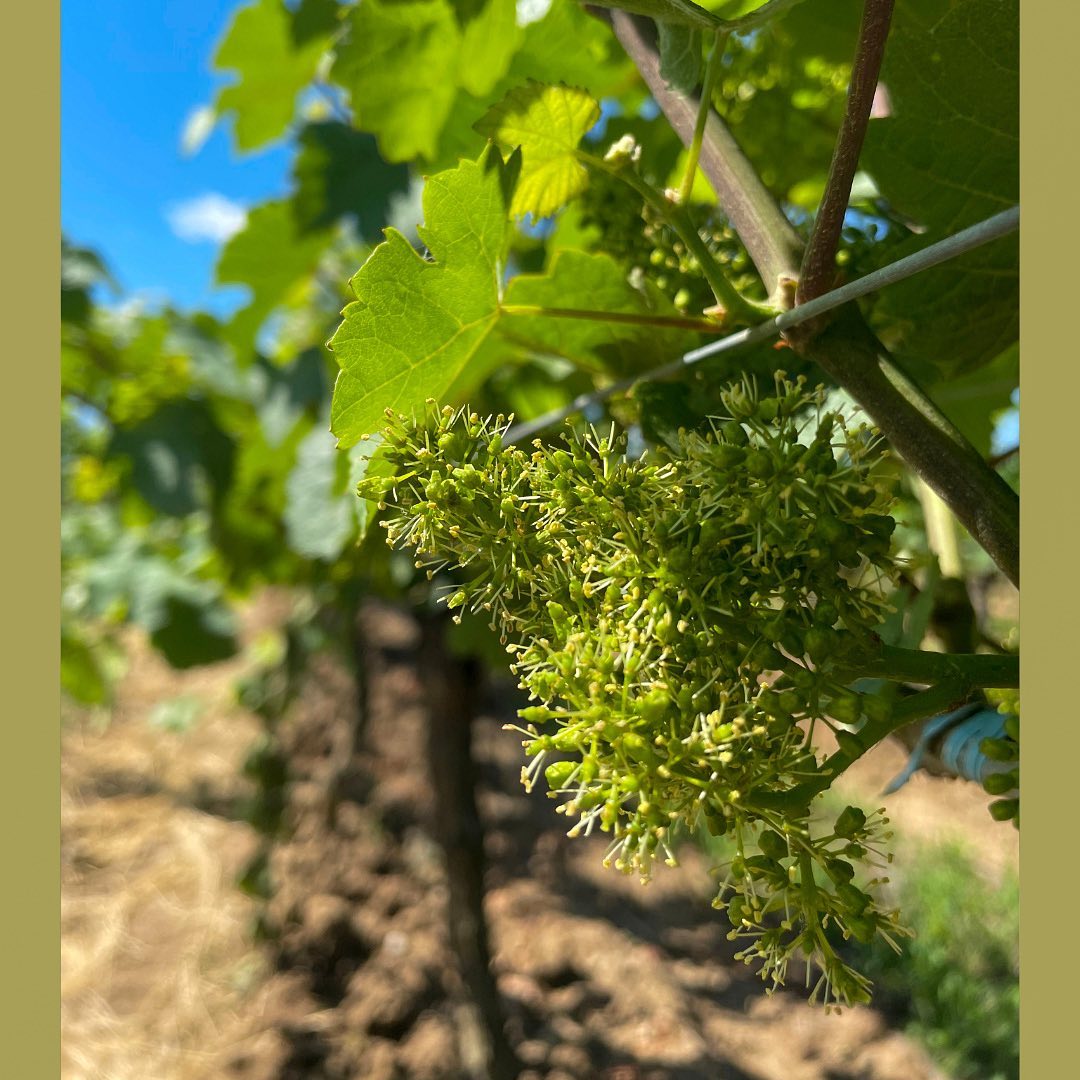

left=505, top=205, right=1020, bottom=445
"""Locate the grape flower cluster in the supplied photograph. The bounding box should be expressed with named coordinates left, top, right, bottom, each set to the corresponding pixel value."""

left=360, top=376, right=911, bottom=1007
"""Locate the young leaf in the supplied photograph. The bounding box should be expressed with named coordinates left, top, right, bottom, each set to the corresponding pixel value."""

left=214, top=0, right=340, bottom=152
left=328, top=146, right=521, bottom=447
left=475, top=82, right=600, bottom=217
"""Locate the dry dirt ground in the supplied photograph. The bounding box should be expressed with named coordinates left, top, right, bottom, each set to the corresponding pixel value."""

left=61, top=596, right=1017, bottom=1080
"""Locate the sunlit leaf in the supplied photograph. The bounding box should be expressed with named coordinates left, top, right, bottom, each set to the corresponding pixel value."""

left=475, top=81, right=600, bottom=217
left=328, top=146, right=521, bottom=446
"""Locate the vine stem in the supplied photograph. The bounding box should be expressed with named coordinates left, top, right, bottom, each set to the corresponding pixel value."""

left=678, top=30, right=725, bottom=205
left=499, top=304, right=727, bottom=334
left=566, top=10, right=1022, bottom=585
left=797, top=0, right=895, bottom=305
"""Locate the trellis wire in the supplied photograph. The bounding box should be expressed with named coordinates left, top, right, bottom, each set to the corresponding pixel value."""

left=505, top=205, right=1020, bottom=445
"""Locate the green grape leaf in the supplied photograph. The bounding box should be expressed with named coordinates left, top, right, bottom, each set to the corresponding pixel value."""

left=150, top=595, right=239, bottom=669
left=284, top=423, right=361, bottom=561
left=475, top=82, right=600, bottom=217
left=253, top=349, right=329, bottom=448
left=657, top=22, right=702, bottom=93
left=584, top=0, right=802, bottom=32
left=863, top=0, right=1018, bottom=376
left=501, top=250, right=699, bottom=375
left=109, top=400, right=235, bottom=517
left=929, top=343, right=1019, bottom=458
left=291, top=122, right=410, bottom=238
left=214, top=0, right=340, bottom=152
left=457, top=0, right=522, bottom=97
left=61, top=629, right=110, bottom=706
left=215, top=200, right=333, bottom=357
left=328, top=146, right=522, bottom=447
left=331, top=0, right=461, bottom=163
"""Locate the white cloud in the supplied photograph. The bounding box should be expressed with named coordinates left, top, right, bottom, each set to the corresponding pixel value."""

left=166, top=193, right=248, bottom=244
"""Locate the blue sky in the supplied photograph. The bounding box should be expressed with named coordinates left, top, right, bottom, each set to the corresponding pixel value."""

left=62, top=0, right=290, bottom=317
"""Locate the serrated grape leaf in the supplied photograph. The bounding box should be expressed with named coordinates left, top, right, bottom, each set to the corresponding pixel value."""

left=331, top=0, right=461, bottom=163
left=284, top=423, right=361, bottom=561
left=457, top=0, right=521, bottom=97
left=501, top=250, right=698, bottom=375
left=328, top=146, right=521, bottom=447
left=658, top=23, right=702, bottom=93
left=215, top=200, right=333, bottom=357
left=863, top=0, right=1018, bottom=376
left=475, top=82, right=600, bottom=217
left=291, top=122, right=410, bottom=238
left=214, top=0, right=340, bottom=152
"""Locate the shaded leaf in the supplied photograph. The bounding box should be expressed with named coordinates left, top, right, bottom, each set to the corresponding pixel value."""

left=657, top=23, right=702, bottom=92
left=930, top=344, right=1019, bottom=458
left=475, top=81, right=600, bottom=217
left=284, top=423, right=357, bottom=560
left=328, top=146, right=521, bottom=447
left=863, top=0, right=1018, bottom=375
left=151, top=595, right=239, bottom=669
left=291, top=122, right=410, bottom=238
left=109, top=400, right=235, bottom=517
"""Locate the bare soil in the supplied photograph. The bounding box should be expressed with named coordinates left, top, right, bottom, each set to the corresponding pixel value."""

left=62, top=596, right=1017, bottom=1080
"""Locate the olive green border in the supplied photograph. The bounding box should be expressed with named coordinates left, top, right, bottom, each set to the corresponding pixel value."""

left=8, top=1, right=60, bottom=1074
left=1021, top=2, right=1072, bottom=1075
left=25, top=1, right=1054, bottom=1077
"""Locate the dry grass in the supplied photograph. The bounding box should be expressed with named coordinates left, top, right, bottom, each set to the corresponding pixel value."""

left=61, top=595, right=293, bottom=1080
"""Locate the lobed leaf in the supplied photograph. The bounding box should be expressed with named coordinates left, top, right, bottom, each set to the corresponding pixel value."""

left=328, top=146, right=521, bottom=447
left=214, top=0, right=340, bottom=152
left=475, top=82, right=600, bottom=218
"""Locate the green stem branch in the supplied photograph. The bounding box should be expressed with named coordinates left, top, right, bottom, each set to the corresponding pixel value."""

left=755, top=680, right=973, bottom=813
left=678, top=31, right=725, bottom=204
left=839, top=643, right=1019, bottom=688
left=499, top=304, right=727, bottom=333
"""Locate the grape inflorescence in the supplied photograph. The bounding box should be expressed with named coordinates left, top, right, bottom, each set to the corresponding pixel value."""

left=361, top=376, right=909, bottom=1007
